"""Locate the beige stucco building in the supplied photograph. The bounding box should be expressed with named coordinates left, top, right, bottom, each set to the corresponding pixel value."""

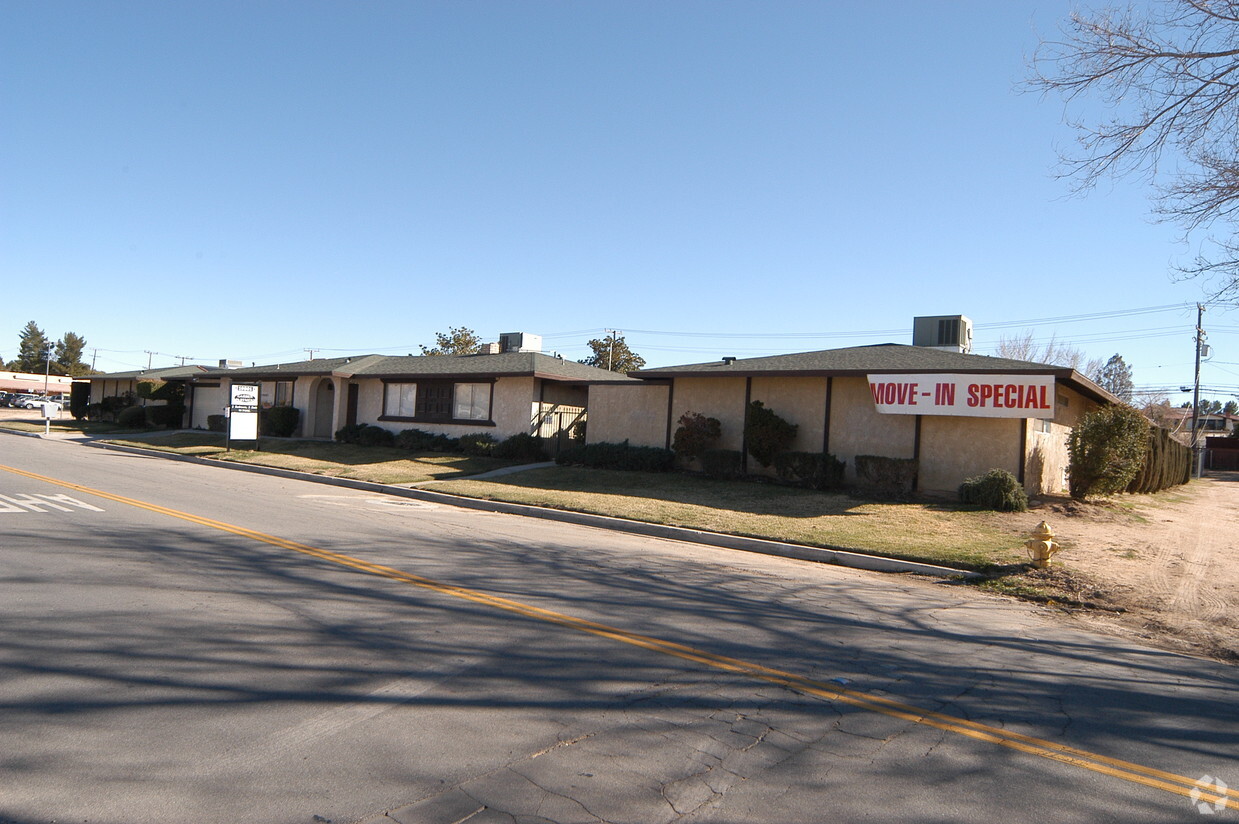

left=200, top=352, right=637, bottom=445
left=588, top=343, right=1117, bottom=496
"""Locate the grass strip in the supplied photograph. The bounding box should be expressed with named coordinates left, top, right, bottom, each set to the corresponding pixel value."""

left=436, top=466, right=1026, bottom=570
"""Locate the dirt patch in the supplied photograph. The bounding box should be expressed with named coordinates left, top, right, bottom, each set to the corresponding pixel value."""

left=974, top=473, right=1239, bottom=664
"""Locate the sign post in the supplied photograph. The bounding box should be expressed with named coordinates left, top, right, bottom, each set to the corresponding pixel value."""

left=227, top=384, right=260, bottom=451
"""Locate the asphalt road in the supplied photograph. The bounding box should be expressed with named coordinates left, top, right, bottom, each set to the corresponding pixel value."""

left=1, top=433, right=1236, bottom=824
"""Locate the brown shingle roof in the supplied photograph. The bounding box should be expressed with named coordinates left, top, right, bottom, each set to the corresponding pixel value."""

left=218, top=353, right=639, bottom=384
left=633, top=344, right=1119, bottom=404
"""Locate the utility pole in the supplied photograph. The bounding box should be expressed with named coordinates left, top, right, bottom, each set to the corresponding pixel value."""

left=145, top=350, right=155, bottom=369
left=304, top=348, right=318, bottom=360
left=604, top=329, right=619, bottom=372
left=1192, top=303, right=1206, bottom=477
left=91, top=348, right=98, bottom=372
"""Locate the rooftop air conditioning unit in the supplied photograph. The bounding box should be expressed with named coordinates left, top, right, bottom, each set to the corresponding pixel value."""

left=498, top=332, right=542, bottom=354
left=219, top=359, right=244, bottom=369
left=912, top=315, right=973, bottom=354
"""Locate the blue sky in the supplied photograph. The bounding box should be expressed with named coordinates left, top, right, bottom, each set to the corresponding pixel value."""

left=3, top=1, right=1235, bottom=403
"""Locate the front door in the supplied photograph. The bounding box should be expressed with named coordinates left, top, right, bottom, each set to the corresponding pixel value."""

left=313, top=380, right=335, bottom=438
left=346, top=383, right=359, bottom=428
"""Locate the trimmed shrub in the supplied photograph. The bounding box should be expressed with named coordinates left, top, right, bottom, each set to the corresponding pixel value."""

left=556, top=441, right=675, bottom=472
left=100, top=393, right=136, bottom=422
left=458, top=432, right=498, bottom=456
left=493, top=433, right=547, bottom=462
left=1068, top=405, right=1150, bottom=499
left=262, top=406, right=301, bottom=437
left=959, top=469, right=1028, bottom=512
left=745, top=401, right=798, bottom=467
left=773, top=451, right=846, bottom=490
left=117, top=405, right=150, bottom=429
left=207, top=414, right=227, bottom=433
left=394, top=428, right=459, bottom=452
left=671, top=412, right=722, bottom=462
left=357, top=424, right=395, bottom=447
left=335, top=423, right=365, bottom=444
left=700, top=448, right=744, bottom=480
left=148, top=404, right=185, bottom=429
left=854, top=455, right=918, bottom=497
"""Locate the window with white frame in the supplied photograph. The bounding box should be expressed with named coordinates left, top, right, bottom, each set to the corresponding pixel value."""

left=454, top=383, right=491, bottom=420
left=384, top=382, right=417, bottom=418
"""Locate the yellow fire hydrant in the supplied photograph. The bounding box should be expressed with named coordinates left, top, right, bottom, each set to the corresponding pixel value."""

left=1024, top=521, right=1061, bottom=569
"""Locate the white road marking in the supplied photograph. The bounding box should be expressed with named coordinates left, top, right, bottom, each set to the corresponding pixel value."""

left=0, top=493, right=105, bottom=513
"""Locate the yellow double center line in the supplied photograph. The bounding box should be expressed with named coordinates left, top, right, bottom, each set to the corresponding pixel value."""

left=3, top=463, right=1235, bottom=811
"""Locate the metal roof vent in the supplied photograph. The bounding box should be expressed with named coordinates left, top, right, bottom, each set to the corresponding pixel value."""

left=912, top=315, right=973, bottom=354
left=499, top=332, right=542, bottom=354
left=722, top=356, right=737, bottom=365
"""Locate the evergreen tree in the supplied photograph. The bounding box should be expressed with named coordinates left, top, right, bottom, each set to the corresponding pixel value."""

left=54, top=332, right=90, bottom=376
left=1096, top=354, right=1134, bottom=403
left=15, top=321, right=52, bottom=374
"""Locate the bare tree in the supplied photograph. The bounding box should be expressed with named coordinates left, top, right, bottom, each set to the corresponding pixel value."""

left=1030, top=1, right=1239, bottom=295
left=996, top=331, right=1105, bottom=378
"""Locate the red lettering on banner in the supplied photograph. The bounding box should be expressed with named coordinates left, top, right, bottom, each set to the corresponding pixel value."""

left=872, top=382, right=922, bottom=407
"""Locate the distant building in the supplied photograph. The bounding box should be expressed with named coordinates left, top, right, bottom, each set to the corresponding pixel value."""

left=0, top=370, right=74, bottom=396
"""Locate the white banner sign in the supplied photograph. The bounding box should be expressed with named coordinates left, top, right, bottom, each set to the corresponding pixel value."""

left=867, top=373, right=1056, bottom=419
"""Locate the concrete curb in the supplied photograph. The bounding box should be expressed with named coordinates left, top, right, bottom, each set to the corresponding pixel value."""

left=75, top=439, right=978, bottom=580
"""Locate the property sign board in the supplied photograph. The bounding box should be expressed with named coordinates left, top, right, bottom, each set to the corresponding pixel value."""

left=867, top=373, right=1056, bottom=419
left=229, top=383, right=260, bottom=442
left=230, top=384, right=259, bottom=411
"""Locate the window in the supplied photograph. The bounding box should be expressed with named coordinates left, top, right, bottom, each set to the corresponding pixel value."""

left=381, top=380, right=493, bottom=423
left=384, top=382, right=417, bottom=417
left=454, top=383, right=491, bottom=420
left=416, top=382, right=453, bottom=419
left=260, top=380, right=294, bottom=409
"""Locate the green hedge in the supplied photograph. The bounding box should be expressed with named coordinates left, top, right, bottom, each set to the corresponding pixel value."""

left=336, top=423, right=395, bottom=446
left=700, top=448, right=744, bottom=480
left=148, top=404, right=185, bottom=429
left=493, top=433, right=547, bottom=462
left=854, top=455, right=918, bottom=498
left=394, top=428, right=459, bottom=452
left=773, top=451, right=845, bottom=490
left=1127, top=426, right=1191, bottom=494
left=556, top=441, right=675, bottom=472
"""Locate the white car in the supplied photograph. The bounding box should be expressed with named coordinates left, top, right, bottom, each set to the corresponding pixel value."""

left=20, top=397, right=61, bottom=412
